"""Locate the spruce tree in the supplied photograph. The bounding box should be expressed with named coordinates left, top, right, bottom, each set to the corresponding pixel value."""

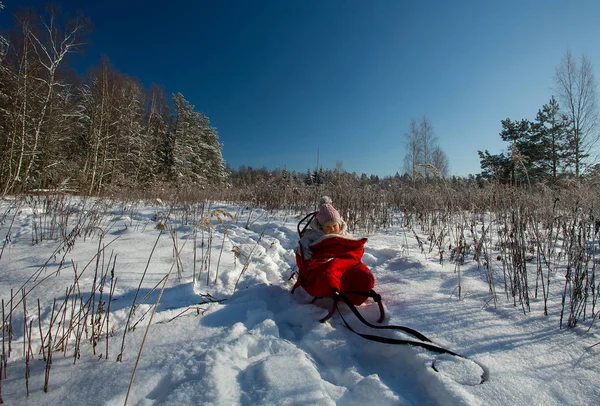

left=171, top=93, right=227, bottom=186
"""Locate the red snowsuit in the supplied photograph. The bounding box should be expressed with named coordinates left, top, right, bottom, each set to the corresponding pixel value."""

left=294, top=236, right=375, bottom=305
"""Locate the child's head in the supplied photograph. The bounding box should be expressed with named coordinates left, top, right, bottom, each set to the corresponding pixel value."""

left=316, top=196, right=342, bottom=234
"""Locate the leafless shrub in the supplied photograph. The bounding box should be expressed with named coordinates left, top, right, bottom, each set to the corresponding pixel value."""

left=0, top=194, right=126, bottom=400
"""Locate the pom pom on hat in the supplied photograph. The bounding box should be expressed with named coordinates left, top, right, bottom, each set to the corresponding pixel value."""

left=316, top=196, right=341, bottom=225
left=318, top=196, right=332, bottom=206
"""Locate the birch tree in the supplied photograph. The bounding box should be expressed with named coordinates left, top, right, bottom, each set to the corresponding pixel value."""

left=1, top=7, right=89, bottom=193
left=0, top=12, right=36, bottom=193
left=431, top=145, right=449, bottom=178
left=403, top=116, right=448, bottom=181
left=82, top=57, right=120, bottom=193
left=403, top=118, right=422, bottom=181
left=554, top=51, right=599, bottom=176
left=0, top=3, right=14, bottom=188
left=0, top=2, right=7, bottom=63
left=419, top=116, right=436, bottom=179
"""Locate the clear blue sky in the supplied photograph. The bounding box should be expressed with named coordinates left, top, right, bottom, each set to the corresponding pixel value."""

left=2, top=0, right=600, bottom=177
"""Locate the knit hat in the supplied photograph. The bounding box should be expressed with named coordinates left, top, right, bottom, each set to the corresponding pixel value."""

left=316, top=196, right=341, bottom=225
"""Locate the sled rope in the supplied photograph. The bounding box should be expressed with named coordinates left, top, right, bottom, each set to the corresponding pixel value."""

left=339, top=290, right=385, bottom=323
left=335, top=292, right=455, bottom=353
left=334, top=292, right=489, bottom=384
left=337, top=291, right=431, bottom=342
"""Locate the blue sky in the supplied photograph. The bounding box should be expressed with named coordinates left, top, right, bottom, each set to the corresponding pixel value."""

left=2, top=1, right=600, bottom=177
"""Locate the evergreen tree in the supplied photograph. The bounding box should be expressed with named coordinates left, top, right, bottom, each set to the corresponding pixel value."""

left=532, top=96, right=571, bottom=182
left=479, top=115, right=554, bottom=185
left=144, top=84, right=171, bottom=183
left=477, top=150, right=513, bottom=183
left=171, top=93, right=227, bottom=186
left=196, top=113, right=228, bottom=185
left=480, top=98, right=575, bottom=185
left=305, top=169, right=314, bottom=185
left=499, top=118, right=541, bottom=183
left=172, top=92, right=203, bottom=184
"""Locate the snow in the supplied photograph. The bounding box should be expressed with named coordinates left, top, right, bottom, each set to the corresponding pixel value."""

left=0, top=196, right=599, bottom=405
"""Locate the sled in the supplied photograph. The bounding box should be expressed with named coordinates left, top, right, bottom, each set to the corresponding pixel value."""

left=291, top=211, right=384, bottom=323
left=290, top=210, right=489, bottom=384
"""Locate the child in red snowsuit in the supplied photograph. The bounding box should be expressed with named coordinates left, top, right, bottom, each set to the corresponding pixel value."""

left=294, top=197, right=374, bottom=306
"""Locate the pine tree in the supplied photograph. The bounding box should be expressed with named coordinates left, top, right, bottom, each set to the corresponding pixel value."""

left=477, top=150, right=513, bottom=183
left=499, top=118, right=543, bottom=183
left=532, top=96, right=571, bottom=182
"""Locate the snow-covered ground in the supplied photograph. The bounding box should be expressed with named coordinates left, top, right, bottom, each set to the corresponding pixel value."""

left=0, top=197, right=598, bottom=405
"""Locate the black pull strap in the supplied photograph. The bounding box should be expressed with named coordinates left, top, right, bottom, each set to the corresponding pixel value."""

left=341, top=290, right=385, bottom=323
left=337, top=306, right=489, bottom=385
left=336, top=308, right=461, bottom=356
left=337, top=292, right=433, bottom=343
left=319, top=294, right=339, bottom=323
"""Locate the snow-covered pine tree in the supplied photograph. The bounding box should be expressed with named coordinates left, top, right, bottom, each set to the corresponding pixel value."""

left=145, top=84, right=171, bottom=184
left=197, top=112, right=228, bottom=185
left=172, top=92, right=203, bottom=185
left=171, top=92, right=227, bottom=187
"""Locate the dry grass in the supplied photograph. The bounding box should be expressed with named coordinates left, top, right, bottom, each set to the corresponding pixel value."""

left=1, top=179, right=600, bottom=401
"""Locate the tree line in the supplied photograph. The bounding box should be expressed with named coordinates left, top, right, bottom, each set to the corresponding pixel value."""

left=0, top=5, right=227, bottom=195
left=479, top=52, right=599, bottom=185
left=2, top=4, right=597, bottom=197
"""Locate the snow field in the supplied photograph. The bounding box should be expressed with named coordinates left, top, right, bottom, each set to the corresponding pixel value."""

left=0, top=198, right=598, bottom=405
